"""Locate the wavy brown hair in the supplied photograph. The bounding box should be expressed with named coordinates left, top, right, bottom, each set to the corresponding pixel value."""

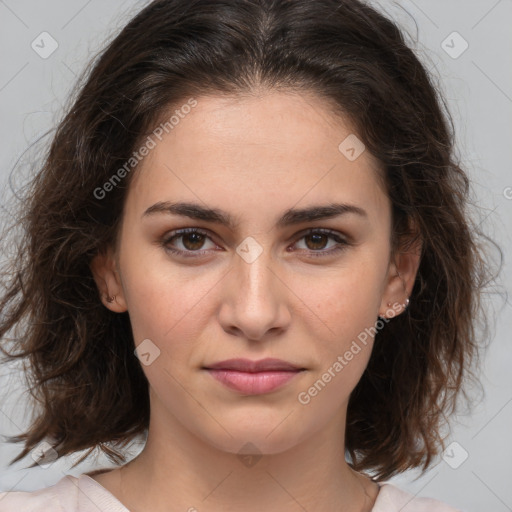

left=0, top=0, right=493, bottom=481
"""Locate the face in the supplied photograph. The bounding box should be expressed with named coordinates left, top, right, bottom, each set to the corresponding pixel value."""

left=92, top=91, right=418, bottom=456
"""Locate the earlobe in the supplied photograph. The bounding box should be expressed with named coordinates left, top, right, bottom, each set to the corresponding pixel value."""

left=379, top=233, right=422, bottom=319
left=90, top=248, right=128, bottom=312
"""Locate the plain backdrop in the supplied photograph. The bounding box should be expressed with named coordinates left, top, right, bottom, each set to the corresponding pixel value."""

left=0, top=1, right=511, bottom=510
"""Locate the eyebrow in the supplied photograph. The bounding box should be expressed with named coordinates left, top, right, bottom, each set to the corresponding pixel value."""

left=142, top=201, right=367, bottom=229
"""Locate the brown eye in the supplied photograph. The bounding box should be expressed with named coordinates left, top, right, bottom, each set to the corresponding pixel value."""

left=181, top=232, right=206, bottom=250
left=304, top=233, right=329, bottom=250
left=161, top=228, right=217, bottom=257
left=293, top=229, right=350, bottom=258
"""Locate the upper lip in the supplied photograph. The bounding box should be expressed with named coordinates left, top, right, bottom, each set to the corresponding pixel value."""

left=203, top=358, right=304, bottom=372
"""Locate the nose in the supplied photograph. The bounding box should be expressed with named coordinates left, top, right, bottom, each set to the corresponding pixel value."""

left=217, top=246, right=291, bottom=341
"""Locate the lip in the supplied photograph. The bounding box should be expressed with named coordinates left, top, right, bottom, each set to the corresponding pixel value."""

left=203, top=358, right=306, bottom=395
left=204, top=358, right=304, bottom=372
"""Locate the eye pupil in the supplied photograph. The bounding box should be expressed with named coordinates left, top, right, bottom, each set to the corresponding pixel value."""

left=183, top=232, right=205, bottom=250
left=305, top=233, right=328, bottom=250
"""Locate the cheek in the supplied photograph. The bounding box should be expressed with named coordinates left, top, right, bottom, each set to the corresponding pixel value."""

left=312, top=263, right=385, bottom=339
left=296, top=272, right=380, bottom=417
left=120, top=263, right=215, bottom=398
left=300, top=259, right=386, bottom=393
left=118, top=244, right=216, bottom=348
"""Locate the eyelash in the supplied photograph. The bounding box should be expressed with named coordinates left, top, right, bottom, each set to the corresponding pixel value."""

left=160, top=227, right=350, bottom=259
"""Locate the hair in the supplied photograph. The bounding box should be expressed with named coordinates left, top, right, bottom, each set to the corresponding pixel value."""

left=0, top=0, right=495, bottom=482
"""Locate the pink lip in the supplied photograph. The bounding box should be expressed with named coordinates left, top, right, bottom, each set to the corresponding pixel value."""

left=203, top=358, right=306, bottom=395
left=206, top=369, right=303, bottom=394
left=205, top=357, right=303, bottom=372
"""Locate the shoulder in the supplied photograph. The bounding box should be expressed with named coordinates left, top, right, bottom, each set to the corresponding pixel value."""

left=0, top=475, right=79, bottom=511
left=0, top=473, right=127, bottom=512
left=373, top=483, right=464, bottom=512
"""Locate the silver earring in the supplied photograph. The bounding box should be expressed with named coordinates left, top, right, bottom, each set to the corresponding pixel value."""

left=106, top=294, right=116, bottom=303
left=404, top=297, right=410, bottom=309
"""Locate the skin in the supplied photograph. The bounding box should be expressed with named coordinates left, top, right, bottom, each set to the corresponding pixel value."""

left=90, top=90, right=421, bottom=512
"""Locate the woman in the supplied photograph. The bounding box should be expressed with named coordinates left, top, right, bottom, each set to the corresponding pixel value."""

left=0, top=0, right=490, bottom=510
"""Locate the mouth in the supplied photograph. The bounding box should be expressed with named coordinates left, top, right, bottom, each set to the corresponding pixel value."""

left=202, top=358, right=306, bottom=395
left=203, top=357, right=305, bottom=372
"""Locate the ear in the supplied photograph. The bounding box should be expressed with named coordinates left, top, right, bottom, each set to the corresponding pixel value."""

left=379, top=229, right=422, bottom=319
left=90, top=246, right=128, bottom=313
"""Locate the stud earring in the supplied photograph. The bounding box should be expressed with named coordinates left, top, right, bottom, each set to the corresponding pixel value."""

left=404, top=297, right=410, bottom=309
left=106, top=294, right=116, bottom=303
left=387, top=302, right=392, bottom=307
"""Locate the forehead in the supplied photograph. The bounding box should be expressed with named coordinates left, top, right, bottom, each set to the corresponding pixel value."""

left=125, top=91, right=388, bottom=225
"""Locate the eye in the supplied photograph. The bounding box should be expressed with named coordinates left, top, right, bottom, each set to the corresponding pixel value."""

left=161, top=228, right=218, bottom=257
left=291, top=228, right=349, bottom=257
left=160, top=227, right=350, bottom=259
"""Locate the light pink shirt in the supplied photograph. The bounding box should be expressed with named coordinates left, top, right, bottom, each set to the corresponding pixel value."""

left=0, top=474, right=464, bottom=511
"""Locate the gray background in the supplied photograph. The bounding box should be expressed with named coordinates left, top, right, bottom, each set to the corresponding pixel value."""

left=0, top=1, right=511, bottom=510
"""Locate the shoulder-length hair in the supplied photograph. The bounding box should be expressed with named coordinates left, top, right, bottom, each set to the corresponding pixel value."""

left=0, top=0, right=492, bottom=481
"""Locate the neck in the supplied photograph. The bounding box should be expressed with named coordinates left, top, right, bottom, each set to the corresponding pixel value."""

left=103, top=404, right=379, bottom=512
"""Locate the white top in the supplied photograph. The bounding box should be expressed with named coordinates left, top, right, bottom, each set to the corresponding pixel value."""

left=0, top=474, right=464, bottom=511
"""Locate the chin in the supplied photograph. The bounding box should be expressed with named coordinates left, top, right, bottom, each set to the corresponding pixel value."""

left=198, top=419, right=308, bottom=458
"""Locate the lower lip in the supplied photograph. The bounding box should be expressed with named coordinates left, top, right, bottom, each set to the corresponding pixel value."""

left=205, top=369, right=303, bottom=394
